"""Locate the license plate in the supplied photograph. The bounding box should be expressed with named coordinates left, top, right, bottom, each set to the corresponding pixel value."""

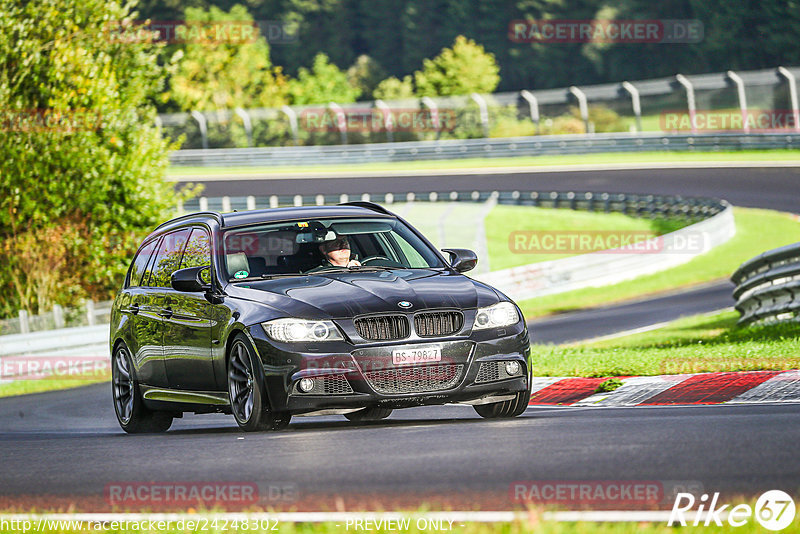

left=392, top=346, right=442, bottom=365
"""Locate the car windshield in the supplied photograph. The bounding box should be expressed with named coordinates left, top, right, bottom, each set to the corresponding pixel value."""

left=222, top=217, right=444, bottom=281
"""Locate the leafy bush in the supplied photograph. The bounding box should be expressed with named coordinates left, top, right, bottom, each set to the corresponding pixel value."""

left=0, top=0, right=198, bottom=317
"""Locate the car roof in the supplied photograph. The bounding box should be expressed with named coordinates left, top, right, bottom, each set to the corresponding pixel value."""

left=153, top=203, right=396, bottom=235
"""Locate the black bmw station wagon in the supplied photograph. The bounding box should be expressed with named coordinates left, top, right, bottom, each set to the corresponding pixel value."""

left=110, top=202, right=531, bottom=432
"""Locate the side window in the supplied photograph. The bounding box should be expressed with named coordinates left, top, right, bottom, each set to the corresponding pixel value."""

left=149, top=229, right=192, bottom=288
left=180, top=228, right=212, bottom=284
left=127, top=239, right=158, bottom=288
left=391, top=233, right=429, bottom=268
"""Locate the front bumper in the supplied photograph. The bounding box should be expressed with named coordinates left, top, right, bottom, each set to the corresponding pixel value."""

left=250, top=322, right=531, bottom=415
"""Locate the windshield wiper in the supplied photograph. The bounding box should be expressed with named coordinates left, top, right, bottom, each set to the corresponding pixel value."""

left=259, top=273, right=311, bottom=280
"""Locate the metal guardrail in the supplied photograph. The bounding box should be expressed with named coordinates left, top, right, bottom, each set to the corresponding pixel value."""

left=170, top=132, right=800, bottom=167
left=185, top=189, right=727, bottom=220
left=732, top=243, right=800, bottom=325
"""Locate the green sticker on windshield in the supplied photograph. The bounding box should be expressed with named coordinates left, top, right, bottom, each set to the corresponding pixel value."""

left=234, top=270, right=249, bottom=279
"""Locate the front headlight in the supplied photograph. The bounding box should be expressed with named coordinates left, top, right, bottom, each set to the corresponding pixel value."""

left=473, top=302, right=520, bottom=330
left=262, top=318, right=344, bottom=342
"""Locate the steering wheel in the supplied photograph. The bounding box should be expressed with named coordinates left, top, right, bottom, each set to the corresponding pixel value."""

left=361, top=255, right=402, bottom=267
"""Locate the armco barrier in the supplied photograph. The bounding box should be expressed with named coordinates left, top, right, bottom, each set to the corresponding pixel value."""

left=732, top=243, right=800, bottom=325
left=169, top=132, right=800, bottom=167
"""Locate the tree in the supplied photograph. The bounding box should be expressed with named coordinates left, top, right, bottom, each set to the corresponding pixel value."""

left=169, top=4, right=288, bottom=111
left=0, top=0, right=194, bottom=316
left=347, top=55, right=387, bottom=100
left=414, top=36, right=501, bottom=97
left=373, top=76, right=416, bottom=101
left=287, top=53, right=361, bottom=105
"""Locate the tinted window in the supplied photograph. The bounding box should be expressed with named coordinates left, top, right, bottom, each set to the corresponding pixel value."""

left=180, top=229, right=211, bottom=269
left=127, top=239, right=158, bottom=288
left=181, top=228, right=212, bottom=284
left=149, top=229, right=192, bottom=288
left=222, top=217, right=443, bottom=280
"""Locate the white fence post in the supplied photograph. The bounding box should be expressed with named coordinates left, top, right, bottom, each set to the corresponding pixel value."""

left=621, top=81, right=642, bottom=133
left=53, top=304, right=64, bottom=329
left=675, top=74, right=697, bottom=134
left=85, top=299, right=96, bottom=326
left=18, top=310, right=29, bottom=334
left=569, top=86, right=590, bottom=134
left=726, top=71, right=749, bottom=133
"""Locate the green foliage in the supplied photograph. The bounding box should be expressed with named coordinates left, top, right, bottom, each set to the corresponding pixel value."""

left=136, top=1, right=800, bottom=94
left=287, top=53, right=361, bottom=105
left=372, top=76, right=416, bottom=101
left=169, top=4, right=288, bottom=111
left=595, top=378, right=624, bottom=393
left=414, top=36, right=500, bottom=97
left=346, top=55, right=387, bottom=101
left=532, top=310, right=800, bottom=377
left=0, top=0, right=196, bottom=317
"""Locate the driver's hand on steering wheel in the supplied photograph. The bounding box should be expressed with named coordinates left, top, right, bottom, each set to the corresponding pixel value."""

left=347, top=259, right=361, bottom=267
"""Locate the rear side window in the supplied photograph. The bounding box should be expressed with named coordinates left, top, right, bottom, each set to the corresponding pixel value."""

left=148, top=229, right=192, bottom=288
left=127, top=239, right=158, bottom=288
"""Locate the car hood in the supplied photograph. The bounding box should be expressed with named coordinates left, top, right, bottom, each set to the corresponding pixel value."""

left=225, top=269, right=501, bottom=319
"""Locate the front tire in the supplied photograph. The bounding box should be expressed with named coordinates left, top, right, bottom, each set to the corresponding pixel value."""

left=344, top=407, right=393, bottom=421
left=227, top=334, right=291, bottom=431
left=473, top=363, right=532, bottom=419
left=112, top=343, right=173, bottom=433
left=473, top=390, right=530, bottom=418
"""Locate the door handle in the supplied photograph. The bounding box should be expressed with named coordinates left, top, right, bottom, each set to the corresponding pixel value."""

left=158, top=307, right=173, bottom=319
left=130, top=303, right=139, bottom=315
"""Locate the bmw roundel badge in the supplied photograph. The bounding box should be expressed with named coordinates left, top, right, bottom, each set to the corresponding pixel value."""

left=398, top=301, right=413, bottom=309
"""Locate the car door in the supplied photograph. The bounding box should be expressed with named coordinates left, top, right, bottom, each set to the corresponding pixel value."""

left=162, top=227, right=217, bottom=391
left=146, top=228, right=193, bottom=389
left=128, top=236, right=170, bottom=388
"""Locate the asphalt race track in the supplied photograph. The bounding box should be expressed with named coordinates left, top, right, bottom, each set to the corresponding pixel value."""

left=1, top=165, right=799, bottom=511
left=181, top=166, right=800, bottom=214
left=528, top=280, right=735, bottom=344
left=2, top=385, right=800, bottom=509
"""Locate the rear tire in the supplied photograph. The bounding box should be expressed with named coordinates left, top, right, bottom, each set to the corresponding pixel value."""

left=112, top=343, right=173, bottom=433
left=228, top=334, right=291, bottom=431
left=344, top=407, right=393, bottom=421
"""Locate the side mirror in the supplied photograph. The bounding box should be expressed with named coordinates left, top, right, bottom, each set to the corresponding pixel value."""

left=442, top=248, right=478, bottom=273
left=171, top=266, right=212, bottom=293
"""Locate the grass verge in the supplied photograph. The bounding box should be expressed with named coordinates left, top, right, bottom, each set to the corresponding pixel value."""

left=531, top=309, right=800, bottom=377
left=518, top=207, right=800, bottom=319
left=0, top=373, right=107, bottom=399
left=166, top=149, right=800, bottom=177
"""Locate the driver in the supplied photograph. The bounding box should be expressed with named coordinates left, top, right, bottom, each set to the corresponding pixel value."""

left=310, top=235, right=361, bottom=271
